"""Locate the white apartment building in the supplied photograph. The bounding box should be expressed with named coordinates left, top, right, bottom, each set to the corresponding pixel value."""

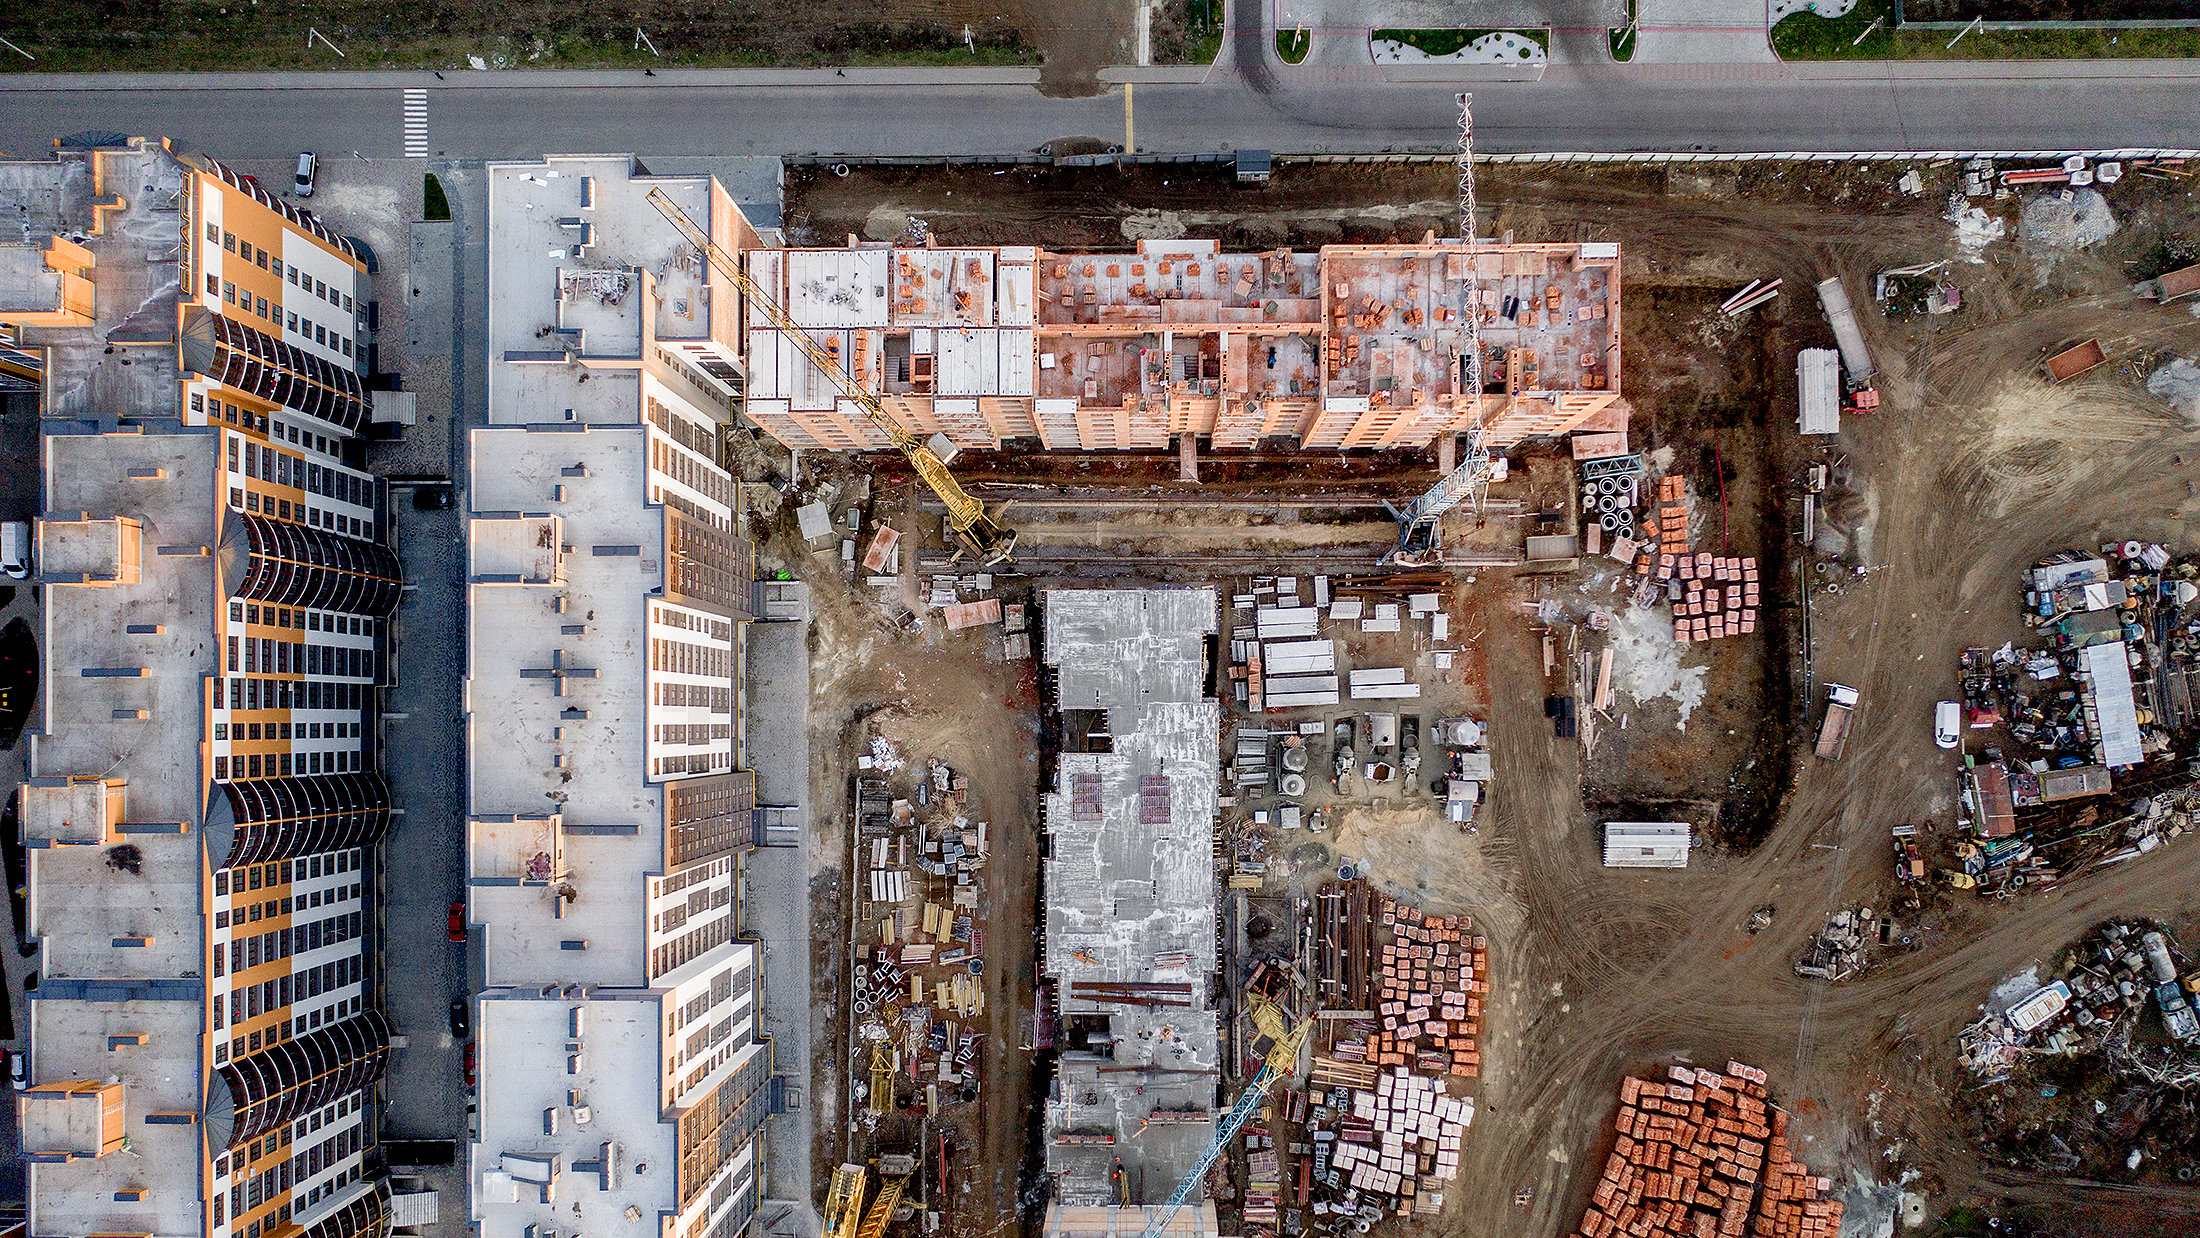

left=465, top=155, right=774, bottom=1238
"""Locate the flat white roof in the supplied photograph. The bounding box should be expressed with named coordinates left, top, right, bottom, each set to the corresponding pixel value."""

left=1602, top=821, right=1691, bottom=868
left=2081, top=641, right=2144, bottom=767
left=1797, top=348, right=1840, bottom=436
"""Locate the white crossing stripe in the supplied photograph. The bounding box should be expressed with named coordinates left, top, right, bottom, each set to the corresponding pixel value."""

left=402, top=89, right=429, bottom=158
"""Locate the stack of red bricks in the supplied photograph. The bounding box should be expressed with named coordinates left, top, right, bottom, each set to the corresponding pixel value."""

left=1751, top=1113, right=1845, bottom=1238
left=1659, top=552, right=1758, bottom=644
left=1372, top=899, right=1486, bottom=1078
left=1651, top=476, right=1690, bottom=553
left=1567, top=1062, right=1786, bottom=1238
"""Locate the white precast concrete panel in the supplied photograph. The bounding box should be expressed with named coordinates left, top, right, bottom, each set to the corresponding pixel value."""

left=1000, top=329, right=1035, bottom=397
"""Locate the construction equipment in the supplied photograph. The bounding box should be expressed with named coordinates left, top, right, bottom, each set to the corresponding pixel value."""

left=867, top=1040, right=897, bottom=1115
left=643, top=187, right=1015, bottom=565
left=853, top=1175, right=909, bottom=1238
left=1385, top=93, right=1496, bottom=569
left=1137, top=994, right=1314, bottom=1238
left=823, top=1164, right=868, bottom=1238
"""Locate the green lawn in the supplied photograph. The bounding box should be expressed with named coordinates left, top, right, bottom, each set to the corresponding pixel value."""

left=1154, top=0, right=1225, bottom=64
left=1372, top=27, right=1549, bottom=57
left=0, top=5, right=1039, bottom=72
left=1609, top=1, right=1638, bottom=60
left=1276, top=28, right=1311, bottom=63
left=1772, top=0, right=2200, bottom=59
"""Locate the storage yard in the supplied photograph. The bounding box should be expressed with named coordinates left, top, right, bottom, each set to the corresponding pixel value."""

left=750, top=156, right=2200, bottom=1238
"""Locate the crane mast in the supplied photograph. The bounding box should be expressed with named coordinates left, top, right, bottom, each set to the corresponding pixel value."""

left=1386, top=93, right=1499, bottom=567
left=644, top=188, right=1016, bottom=566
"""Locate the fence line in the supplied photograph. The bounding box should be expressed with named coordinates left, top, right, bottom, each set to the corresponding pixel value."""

left=786, top=148, right=2200, bottom=169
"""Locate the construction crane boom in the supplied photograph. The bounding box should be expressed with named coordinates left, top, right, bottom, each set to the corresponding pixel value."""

left=643, top=188, right=1015, bottom=566
left=823, top=1164, right=868, bottom=1238
left=1137, top=996, right=1313, bottom=1238
left=853, top=1175, right=910, bottom=1238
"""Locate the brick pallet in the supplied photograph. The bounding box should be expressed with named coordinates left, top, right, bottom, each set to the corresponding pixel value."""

left=1565, top=1061, right=1838, bottom=1238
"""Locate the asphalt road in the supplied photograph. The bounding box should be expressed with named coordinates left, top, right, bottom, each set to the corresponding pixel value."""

left=3, top=61, right=2200, bottom=161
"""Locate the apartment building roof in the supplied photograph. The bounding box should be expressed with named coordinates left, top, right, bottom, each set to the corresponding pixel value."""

left=473, top=996, right=680, bottom=1238
left=0, top=142, right=187, bottom=417
left=23, top=1002, right=206, bottom=1237
left=486, top=157, right=716, bottom=418
left=467, top=425, right=668, bottom=987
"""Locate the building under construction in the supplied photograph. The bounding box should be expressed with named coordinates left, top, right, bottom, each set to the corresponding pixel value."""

left=1039, top=589, right=1223, bottom=1237
left=739, top=238, right=1624, bottom=454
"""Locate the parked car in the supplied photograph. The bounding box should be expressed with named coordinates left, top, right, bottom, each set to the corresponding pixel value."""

left=448, top=998, right=470, bottom=1038
left=446, top=901, right=466, bottom=942
left=1934, top=700, right=1961, bottom=750
left=462, top=1041, right=477, bottom=1088
left=1, top=521, right=31, bottom=580
left=9, top=1050, right=26, bottom=1090
left=294, top=151, right=318, bottom=198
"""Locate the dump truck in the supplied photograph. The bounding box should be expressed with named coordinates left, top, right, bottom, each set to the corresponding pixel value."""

left=1814, top=684, right=1860, bottom=760
left=2042, top=338, right=2107, bottom=383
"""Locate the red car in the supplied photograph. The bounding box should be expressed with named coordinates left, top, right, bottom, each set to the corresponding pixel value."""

left=463, top=1041, right=476, bottom=1088
left=447, top=901, right=466, bottom=942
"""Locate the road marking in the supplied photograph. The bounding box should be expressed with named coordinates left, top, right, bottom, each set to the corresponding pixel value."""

left=402, top=89, right=429, bottom=158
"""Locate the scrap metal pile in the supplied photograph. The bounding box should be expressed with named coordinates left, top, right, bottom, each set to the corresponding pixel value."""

left=1961, top=919, right=2200, bottom=1083
left=1568, top=1063, right=1844, bottom=1238
left=1791, top=906, right=1884, bottom=983
left=1942, top=543, right=2200, bottom=896
left=1258, top=890, right=1482, bottom=1234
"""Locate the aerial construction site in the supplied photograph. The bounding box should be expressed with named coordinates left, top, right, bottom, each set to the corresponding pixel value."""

left=740, top=132, right=2200, bottom=1238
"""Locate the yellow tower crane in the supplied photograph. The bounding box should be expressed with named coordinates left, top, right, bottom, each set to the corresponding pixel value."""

left=853, top=1175, right=910, bottom=1238
left=644, top=187, right=1016, bottom=566
left=823, top=1164, right=868, bottom=1238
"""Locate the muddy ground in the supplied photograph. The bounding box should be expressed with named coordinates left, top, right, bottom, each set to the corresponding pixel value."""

left=769, top=160, right=2200, bottom=1236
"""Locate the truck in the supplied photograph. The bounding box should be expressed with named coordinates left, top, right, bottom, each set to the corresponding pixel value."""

left=1814, top=684, right=1860, bottom=760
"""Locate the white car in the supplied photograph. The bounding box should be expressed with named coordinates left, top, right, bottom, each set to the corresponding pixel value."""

left=294, top=151, right=318, bottom=198
left=1934, top=700, right=1961, bottom=750
left=9, top=1050, right=26, bottom=1090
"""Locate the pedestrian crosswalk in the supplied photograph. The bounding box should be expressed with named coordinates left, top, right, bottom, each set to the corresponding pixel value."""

left=401, top=89, right=429, bottom=158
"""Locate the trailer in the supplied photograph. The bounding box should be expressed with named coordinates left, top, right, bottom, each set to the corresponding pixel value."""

left=1814, top=684, right=1860, bottom=761
left=2042, top=338, right=2107, bottom=383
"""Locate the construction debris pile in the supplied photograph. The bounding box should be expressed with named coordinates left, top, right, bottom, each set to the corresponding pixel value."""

left=852, top=750, right=994, bottom=1122
left=1940, top=544, right=2200, bottom=895
left=1252, top=889, right=1481, bottom=1235
left=1961, top=920, right=2200, bottom=1083
left=1568, top=1062, right=1844, bottom=1238
left=1791, top=907, right=1885, bottom=982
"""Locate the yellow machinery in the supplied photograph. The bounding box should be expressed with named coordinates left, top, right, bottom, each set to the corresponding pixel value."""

left=644, top=188, right=1015, bottom=566
left=852, top=1175, right=909, bottom=1238
left=823, top=1164, right=867, bottom=1238
left=867, top=1040, right=897, bottom=1115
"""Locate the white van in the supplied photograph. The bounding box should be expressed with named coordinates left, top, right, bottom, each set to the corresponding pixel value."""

left=1934, top=700, right=1961, bottom=750
left=1, top=521, right=30, bottom=580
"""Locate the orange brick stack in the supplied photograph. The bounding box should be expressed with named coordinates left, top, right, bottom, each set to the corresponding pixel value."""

left=1655, top=476, right=1690, bottom=553
left=1566, top=1061, right=1781, bottom=1238
left=1748, top=1111, right=1844, bottom=1238
left=1666, top=554, right=1759, bottom=646
left=1371, top=898, right=1486, bottom=1078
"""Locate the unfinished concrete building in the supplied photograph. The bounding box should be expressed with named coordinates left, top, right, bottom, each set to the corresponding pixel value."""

left=1039, top=589, right=1222, bottom=1235
left=740, top=237, right=1623, bottom=453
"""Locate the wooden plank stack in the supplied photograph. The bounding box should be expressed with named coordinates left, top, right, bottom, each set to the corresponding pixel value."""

left=1566, top=1062, right=1841, bottom=1238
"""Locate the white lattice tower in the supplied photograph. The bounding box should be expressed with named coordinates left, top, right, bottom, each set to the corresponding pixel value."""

left=1452, top=92, right=1491, bottom=518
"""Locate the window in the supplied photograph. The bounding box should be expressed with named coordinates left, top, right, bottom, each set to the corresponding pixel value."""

left=224, top=282, right=237, bottom=304
left=207, top=222, right=219, bottom=243
left=342, top=338, right=352, bottom=357
left=314, top=325, right=326, bottom=345
left=257, top=250, right=269, bottom=270
left=255, top=296, right=268, bottom=318
left=207, top=273, right=220, bottom=296
left=287, top=311, right=297, bottom=332
left=289, top=267, right=299, bottom=286
left=224, top=231, right=236, bottom=252
left=271, top=259, right=282, bottom=278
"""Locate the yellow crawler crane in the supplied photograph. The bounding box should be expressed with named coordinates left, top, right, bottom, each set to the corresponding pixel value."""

left=644, top=188, right=1016, bottom=566
left=853, top=1175, right=910, bottom=1238
left=867, top=1039, right=897, bottom=1115
left=823, top=1164, right=867, bottom=1238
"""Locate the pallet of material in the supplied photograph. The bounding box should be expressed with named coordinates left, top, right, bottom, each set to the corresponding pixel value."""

left=1330, top=598, right=1366, bottom=620
left=1566, top=1061, right=1838, bottom=1238
left=1267, top=692, right=1342, bottom=708
left=1265, top=638, right=1338, bottom=674
left=1350, top=682, right=1422, bottom=700
left=1257, top=606, right=1322, bottom=639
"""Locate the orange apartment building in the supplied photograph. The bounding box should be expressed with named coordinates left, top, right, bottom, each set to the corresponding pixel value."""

left=2, top=137, right=395, bottom=1238
left=739, top=236, right=1624, bottom=454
